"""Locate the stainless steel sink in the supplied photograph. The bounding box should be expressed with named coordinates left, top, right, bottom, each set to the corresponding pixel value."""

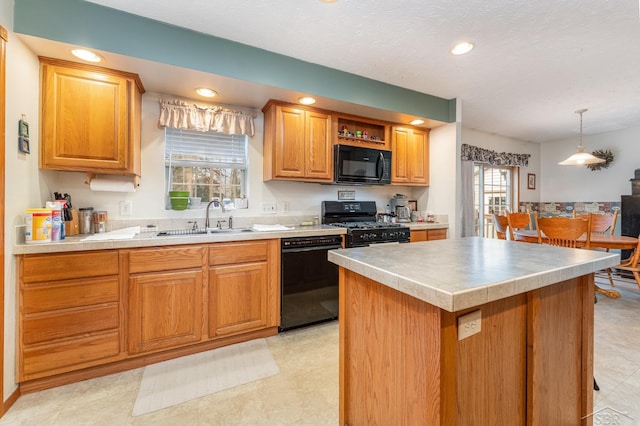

left=156, top=228, right=253, bottom=237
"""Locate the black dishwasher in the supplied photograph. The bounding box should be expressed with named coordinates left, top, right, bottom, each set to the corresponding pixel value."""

left=280, top=235, right=342, bottom=331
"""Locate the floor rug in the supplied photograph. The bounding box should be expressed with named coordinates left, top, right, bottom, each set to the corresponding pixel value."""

left=132, top=338, right=279, bottom=416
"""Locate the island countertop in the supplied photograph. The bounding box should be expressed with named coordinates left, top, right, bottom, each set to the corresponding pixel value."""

left=328, top=236, right=619, bottom=312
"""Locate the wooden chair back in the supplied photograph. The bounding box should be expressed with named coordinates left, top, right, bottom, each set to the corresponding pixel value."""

left=535, top=212, right=591, bottom=249
left=573, top=210, right=618, bottom=235
left=506, top=211, right=532, bottom=241
left=492, top=214, right=509, bottom=240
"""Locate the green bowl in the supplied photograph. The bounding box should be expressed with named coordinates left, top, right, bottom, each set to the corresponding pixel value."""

left=169, top=191, right=189, bottom=198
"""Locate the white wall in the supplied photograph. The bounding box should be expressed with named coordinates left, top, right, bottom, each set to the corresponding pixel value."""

left=540, top=126, right=640, bottom=201
left=2, top=0, right=42, bottom=400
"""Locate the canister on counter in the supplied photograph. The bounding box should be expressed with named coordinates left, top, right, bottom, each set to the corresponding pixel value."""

left=25, top=208, right=52, bottom=244
left=79, top=207, right=94, bottom=234
left=93, top=211, right=108, bottom=233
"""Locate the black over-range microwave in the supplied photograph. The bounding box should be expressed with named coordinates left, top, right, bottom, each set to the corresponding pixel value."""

left=334, top=144, right=392, bottom=185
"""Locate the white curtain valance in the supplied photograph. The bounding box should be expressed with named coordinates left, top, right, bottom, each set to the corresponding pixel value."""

left=158, top=99, right=255, bottom=136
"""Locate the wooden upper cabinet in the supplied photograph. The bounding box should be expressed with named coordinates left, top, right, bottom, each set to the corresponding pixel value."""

left=263, top=101, right=332, bottom=182
left=39, top=57, right=145, bottom=176
left=391, top=126, right=430, bottom=186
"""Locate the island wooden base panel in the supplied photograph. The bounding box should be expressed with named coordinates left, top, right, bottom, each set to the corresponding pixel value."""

left=339, top=268, right=594, bottom=425
left=19, top=327, right=277, bottom=395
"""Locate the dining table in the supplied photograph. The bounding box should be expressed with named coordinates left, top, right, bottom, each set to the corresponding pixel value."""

left=513, top=229, right=639, bottom=298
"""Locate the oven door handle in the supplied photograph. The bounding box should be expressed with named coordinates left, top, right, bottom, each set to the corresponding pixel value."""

left=282, top=244, right=342, bottom=253
left=376, top=152, right=384, bottom=182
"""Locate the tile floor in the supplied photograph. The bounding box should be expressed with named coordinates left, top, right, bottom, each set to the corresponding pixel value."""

left=1, top=282, right=638, bottom=425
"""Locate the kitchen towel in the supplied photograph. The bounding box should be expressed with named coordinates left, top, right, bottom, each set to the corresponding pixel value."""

left=80, top=226, right=141, bottom=241
left=251, top=224, right=294, bottom=232
left=89, top=177, right=137, bottom=192
left=132, top=338, right=279, bottom=416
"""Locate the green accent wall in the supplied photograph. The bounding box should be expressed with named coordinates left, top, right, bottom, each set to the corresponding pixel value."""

left=14, top=0, right=455, bottom=122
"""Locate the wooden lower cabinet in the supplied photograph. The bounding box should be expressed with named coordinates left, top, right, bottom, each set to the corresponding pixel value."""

left=19, top=251, right=122, bottom=381
left=18, top=240, right=280, bottom=386
left=410, top=228, right=447, bottom=242
left=128, top=269, right=204, bottom=354
left=208, top=240, right=279, bottom=338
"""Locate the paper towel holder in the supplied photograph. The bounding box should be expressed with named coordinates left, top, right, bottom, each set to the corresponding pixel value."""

left=84, top=172, right=140, bottom=187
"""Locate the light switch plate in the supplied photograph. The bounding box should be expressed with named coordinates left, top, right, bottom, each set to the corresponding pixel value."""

left=457, top=309, right=482, bottom=341
left=261, top=202, right=276, bottom=214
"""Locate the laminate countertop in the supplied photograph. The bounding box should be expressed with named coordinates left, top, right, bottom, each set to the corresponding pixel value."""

left=14, top=225, right=347, bottom=255
left=328, top=236, right=619, bottom=312
left=14, top=222, right=450, bottom=255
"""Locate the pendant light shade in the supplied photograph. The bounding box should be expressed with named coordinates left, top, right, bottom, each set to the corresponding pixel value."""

left=558, top=109, right=606, bottom=166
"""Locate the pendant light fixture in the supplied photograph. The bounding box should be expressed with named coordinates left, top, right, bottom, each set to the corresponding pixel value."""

left=558, top=109, right=605, bottom=166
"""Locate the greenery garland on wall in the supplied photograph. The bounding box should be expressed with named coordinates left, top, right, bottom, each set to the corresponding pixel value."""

left=586, top=149, right=614, bottom=171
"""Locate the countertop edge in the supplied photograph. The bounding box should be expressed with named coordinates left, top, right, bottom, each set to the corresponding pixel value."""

left=14, top=226, right=347, bottom=255
left=328, top=238, right=620, bottom=312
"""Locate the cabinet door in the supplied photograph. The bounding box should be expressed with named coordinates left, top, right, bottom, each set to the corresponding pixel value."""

left=274, top=106, right=306, bottom=178
left=305, top=110, right=333, bottom=180
left=409, top=129, right=429, bottom=185
left=128, top=270, right=203, bottom=354
left=209, top=262, right=269, bottom=337
left=391, top=127, right=430, bottom=185
left=41, top=62, right=131, bottom=172
left=391, top=127, right=411, bottom=183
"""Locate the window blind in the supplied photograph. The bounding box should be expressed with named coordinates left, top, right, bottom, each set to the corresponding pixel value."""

left=165, top=128, right=247, bottom=169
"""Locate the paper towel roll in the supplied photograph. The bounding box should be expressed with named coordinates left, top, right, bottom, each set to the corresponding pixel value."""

left=89, top=178, right=137, bottom=192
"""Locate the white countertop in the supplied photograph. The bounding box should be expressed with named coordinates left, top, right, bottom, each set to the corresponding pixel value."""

left=328, top=237, right=619, bottom=312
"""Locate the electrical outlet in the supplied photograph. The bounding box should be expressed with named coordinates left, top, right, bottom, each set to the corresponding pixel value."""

left=457, top=309, right=481, bottom=340
left=120, top=200, right=132, bottom=217
left=261, top=202, right=276, bottom=214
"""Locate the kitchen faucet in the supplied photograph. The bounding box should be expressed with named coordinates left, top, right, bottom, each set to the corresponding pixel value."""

left=204, top=197, right=227, bottom=229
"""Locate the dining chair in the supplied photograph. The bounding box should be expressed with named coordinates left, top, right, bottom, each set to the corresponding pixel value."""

left=506, top=211, right=532, bottom=241
left=610, top=237, right=640, bottom=291
left=534, top=212, right=591, bottom=249
left=575, top=211, right=619, bottom=286
left=492, top=213, right=509, bottom=240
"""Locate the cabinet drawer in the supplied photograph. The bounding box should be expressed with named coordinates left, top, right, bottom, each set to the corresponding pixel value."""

left=22, top=251, right=118, bottom=283
left=22, top=331, right=120, bottom=380
left=209, top=241, right=269, bottom=266
left=128, top=246, right=205, bottom=273
left=22, top=276, right=119, bottom=314
left=23, top=304, right=119, bottom=345
left=428, top=229, right=447, bottom=240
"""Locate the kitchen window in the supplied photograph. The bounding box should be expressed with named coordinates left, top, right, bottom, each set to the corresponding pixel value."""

left=473, top=165, right=517, bottom=237
left=165, top=128, right=248, bottom=208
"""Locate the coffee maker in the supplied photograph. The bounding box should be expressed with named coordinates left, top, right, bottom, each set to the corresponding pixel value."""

left=389, top=195, right=411, bottom=223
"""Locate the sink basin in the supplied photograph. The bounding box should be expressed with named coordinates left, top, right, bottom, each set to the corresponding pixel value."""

left=156, top=228, right=253, bottom=237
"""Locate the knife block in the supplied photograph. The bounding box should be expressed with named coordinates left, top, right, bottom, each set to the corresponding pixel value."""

left=65, top=209, right=79, bottom=236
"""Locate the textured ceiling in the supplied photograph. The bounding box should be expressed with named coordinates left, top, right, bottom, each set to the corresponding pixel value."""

left=79, top=0, right=640, bottom=143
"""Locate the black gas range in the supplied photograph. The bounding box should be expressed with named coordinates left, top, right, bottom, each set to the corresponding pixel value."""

left=321, top=201, right=411, bottom=248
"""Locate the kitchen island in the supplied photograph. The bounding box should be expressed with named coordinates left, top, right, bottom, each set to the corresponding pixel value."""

left=328, top=237, right=619, bottom=425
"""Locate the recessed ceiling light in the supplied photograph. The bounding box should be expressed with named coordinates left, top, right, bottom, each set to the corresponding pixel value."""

left=450, top=41, right=474, bottom=55
left=410, top=119, right=425, bottom=125
left=196, top=88, right=218, bottom=97
left=298, top=97, right=316, bottom=105
left=320, top=0, right=338, bottom=3
left=71, top=49, right=103, bottom=63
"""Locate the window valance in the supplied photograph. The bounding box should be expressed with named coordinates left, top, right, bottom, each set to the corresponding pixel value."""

left=461, top=143, right=530, bottom=167
left=158, top=99, right=255, bottom=136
